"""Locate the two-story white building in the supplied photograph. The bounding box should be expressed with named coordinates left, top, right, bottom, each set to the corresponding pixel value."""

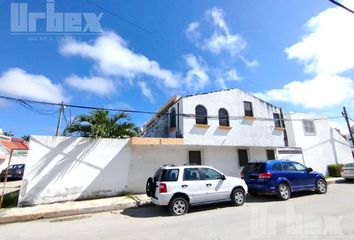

left=141, top=88, right=286, bottom=176
left=277, top=113, right=354, bottom=174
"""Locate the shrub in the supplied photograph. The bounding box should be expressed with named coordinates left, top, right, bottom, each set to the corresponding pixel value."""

left=327, top=164, right=344, bottom=177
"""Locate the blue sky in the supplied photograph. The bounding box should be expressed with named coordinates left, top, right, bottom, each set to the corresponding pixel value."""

left=0, top=0, right=354, bottom=137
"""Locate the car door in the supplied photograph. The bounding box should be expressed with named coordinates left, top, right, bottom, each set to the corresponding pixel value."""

left=280, top=162, right=302, bottom=191
left=292, top=162, right=316, bottom=189
left=200, top=167, right=229, bottom=202
left=182, top=168, right=207, bottom=204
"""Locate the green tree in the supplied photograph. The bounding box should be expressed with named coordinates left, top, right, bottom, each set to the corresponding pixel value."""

left=21, top=135, right=30, bottom=141
left=3, top=131, right=14, bottom=137
left=64, top=110, right=140, bottom=138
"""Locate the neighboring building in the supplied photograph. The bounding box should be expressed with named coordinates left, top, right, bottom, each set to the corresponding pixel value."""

left=280, top=112, right=353, bottom=175
left=143, top=88, right=286, bottom=174
left=0, top=138, right=29, bottom=171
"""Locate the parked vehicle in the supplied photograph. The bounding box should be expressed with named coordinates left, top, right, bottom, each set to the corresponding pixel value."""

left=0, top=164, right=25, bottom=181
left=241, top=160, right=327, bottom=200
left=146, top=165, right=248, bottom=216
left=341, top=163, right=354, bottom=181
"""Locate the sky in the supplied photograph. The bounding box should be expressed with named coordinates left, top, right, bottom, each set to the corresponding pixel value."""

left=0, top=0, right=354, bottom=137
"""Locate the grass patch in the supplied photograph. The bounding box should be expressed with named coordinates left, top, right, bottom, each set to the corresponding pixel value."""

left=2, top=190, right=19, bottom=208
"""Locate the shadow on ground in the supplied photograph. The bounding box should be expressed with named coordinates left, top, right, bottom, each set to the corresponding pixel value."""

left=121, top=191, right=320, bottom=218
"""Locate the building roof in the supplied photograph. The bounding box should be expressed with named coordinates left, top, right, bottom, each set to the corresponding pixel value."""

left=0, top=139, right=29, bottom=151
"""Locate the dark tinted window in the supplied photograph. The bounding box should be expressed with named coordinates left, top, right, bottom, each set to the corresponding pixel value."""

left=195, top=105, right=208, bottom=125
left=281, top=162, right=297, bottom=171
left=201, top=168, right=222, bottom=180
left=183, top=168, right=201, bottom=181
left=218, top=108, right=229, bottom=126
left=238, top=149, right=249, bottom=167
left=189, top=151, right=202, bottom=165
left=267, top=150, right=275, bottom=160
left=273, top=113, right=281, bottom=128
left=244, top=101, right=253, bottom=117
left=243, top=163, right=266, bottom=173
left=170, top=108, right=176, bottom=129
left=271, top=163, right=282, bottom=171
left=161, top=169, right=179, bottom=181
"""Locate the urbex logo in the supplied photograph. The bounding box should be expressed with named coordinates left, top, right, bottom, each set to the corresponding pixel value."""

left=11, top=0, right=103, bottom=34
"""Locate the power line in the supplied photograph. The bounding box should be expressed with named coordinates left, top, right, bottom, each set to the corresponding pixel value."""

left=329, top=0, right=354, bottom=14
left=0, top=95, right=342, bottom=122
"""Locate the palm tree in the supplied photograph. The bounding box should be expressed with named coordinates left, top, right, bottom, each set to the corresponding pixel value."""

left=64, top=110, right=140, bottom=138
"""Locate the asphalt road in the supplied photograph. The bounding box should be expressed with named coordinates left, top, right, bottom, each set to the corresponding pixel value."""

left=0, top=183, right=354, bottom=240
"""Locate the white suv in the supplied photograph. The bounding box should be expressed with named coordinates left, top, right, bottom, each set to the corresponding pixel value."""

left=146, top=165, right=248, bottom=216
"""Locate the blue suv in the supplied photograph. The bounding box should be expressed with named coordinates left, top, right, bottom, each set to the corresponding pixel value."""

left=241, top=160, right=327, bottom=200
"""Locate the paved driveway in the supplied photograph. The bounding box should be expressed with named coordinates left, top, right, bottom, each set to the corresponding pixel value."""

left=0, top=180, right=22, bottom=196
left=0, top=183, right=354, bottom=240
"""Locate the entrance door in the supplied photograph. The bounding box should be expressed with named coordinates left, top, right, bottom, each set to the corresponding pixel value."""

left=189, top=151, right=202, bottom=165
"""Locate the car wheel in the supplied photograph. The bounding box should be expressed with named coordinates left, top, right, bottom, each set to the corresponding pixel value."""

left=316, top=179, right=327, bottom=194
left=277, top=183, right=291, bottom=200
left=168, top=197, right=189, bottom=216
left=145, top=177, right=154, bottom=197
left=231, top=188, right=245, bottom=206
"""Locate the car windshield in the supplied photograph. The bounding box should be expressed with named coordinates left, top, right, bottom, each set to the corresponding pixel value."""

left=344, top=163, right=354, bottom=168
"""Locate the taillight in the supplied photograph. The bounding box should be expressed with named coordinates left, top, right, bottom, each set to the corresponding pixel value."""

left=240, top=171, right=244, bottom=179
left=259, top=172, right=272, bottom=179
left=159, top=183, right=167, bottom=193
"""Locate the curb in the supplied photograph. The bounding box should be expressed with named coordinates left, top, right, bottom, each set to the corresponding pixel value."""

left=0, top=199, right=152, bottom=224
left=326, top=178, right=345, bottom=185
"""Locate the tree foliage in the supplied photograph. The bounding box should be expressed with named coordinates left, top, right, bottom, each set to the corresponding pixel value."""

left=64, top=110, right=140, bottom=138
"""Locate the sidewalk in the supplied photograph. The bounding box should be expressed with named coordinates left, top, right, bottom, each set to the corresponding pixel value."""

left=0, top=194, right=151, bottom=224
left=326, top=177, right=345, bottom=184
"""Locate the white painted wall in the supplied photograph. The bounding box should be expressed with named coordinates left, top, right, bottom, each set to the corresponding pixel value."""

left=285, top=113, right=354, bottom=174
left=182, top=89, right=285, bottom=147
left=20, top=136, right=273, bottom=205
left=18, top=136, right=132, bottom=206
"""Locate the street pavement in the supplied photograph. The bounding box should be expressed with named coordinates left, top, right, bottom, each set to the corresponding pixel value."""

left=0, top=180, right=21, bottom=196
left=0, top=182, right=353, bottom=240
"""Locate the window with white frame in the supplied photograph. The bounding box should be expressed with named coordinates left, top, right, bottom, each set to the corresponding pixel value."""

left=302, top=120, right=316, bottom=135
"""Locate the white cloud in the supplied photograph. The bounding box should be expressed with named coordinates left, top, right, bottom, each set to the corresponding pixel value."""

left=186, top=21, right=200, bottom=41
left=215, top=69, right=242, bottom=89
left=257, top=1, right=354, bottom=109
left=285, top=0, right=354, bottom=75
left=202, top=7, right=246, bottom=55
left=184, top=54, right=209, bottom=91
left=138, top=81, right=155, bottom=103
left=255, top=75, right=353, bottom=109
left=0, top=68, right=67, bottom=103
left=60, top=32, right=180, bottom=89
left=106, top=102, right=133, bottom=110
left=65, top=75, right=116, bottom=96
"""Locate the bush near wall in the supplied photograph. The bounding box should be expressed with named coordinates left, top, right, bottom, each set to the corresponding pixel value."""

left=327, top=164, right=344, bottom=177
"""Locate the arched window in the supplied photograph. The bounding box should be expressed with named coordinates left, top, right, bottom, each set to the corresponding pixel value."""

left=218, top=108, right=229, bottom=126
left=170, top=107, right=176, bottom=129
left=195, top=105, right=208, bottom=125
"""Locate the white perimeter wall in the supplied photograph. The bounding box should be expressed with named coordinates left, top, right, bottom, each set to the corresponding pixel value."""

left=19, top=136, right=132, bottom=206
left=19, top=136, right=271, bottom=206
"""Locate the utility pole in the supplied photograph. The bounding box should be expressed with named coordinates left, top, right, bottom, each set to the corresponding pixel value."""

left=342, top=106, right=354, bottom=147
left=55, top=102, right=64, bottom=136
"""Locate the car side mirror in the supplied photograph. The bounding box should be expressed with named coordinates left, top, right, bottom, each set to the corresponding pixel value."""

left=221, top=175, right=226, bottom=180
left=307, top=167, right=313, bottom=173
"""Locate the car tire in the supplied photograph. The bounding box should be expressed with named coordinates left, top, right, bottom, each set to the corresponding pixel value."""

left=231, top=188, right=245, bottom=206
left=315, top=179, right=327, bottom=194
left=145, top=177, right=154, bottom=197
left=168, top=197, right=189, bottom=216
left=277, top=183, right=291, bottom=200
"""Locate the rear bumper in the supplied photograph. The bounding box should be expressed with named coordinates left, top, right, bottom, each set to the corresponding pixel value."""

left=341, top=173, right=354, bottom=179
left=247, top=183, right=277, bottom=195
left=151, top=193, right=172, bottom=206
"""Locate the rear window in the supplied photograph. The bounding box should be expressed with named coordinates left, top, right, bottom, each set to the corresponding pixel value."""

left=344, top=163, right=354, bottom=168
left=243, top=163, right=266, bottom=173
left=160, top=169, right=179, bottom=182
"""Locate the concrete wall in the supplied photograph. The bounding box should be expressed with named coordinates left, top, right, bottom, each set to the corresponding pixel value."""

left=18, top=136, right=132, bottom=206
left=285, top=113, right=354, bottom=174
left=181, top=89, right=285, bottom=147
left=19, top=136, right=272, bottom=205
